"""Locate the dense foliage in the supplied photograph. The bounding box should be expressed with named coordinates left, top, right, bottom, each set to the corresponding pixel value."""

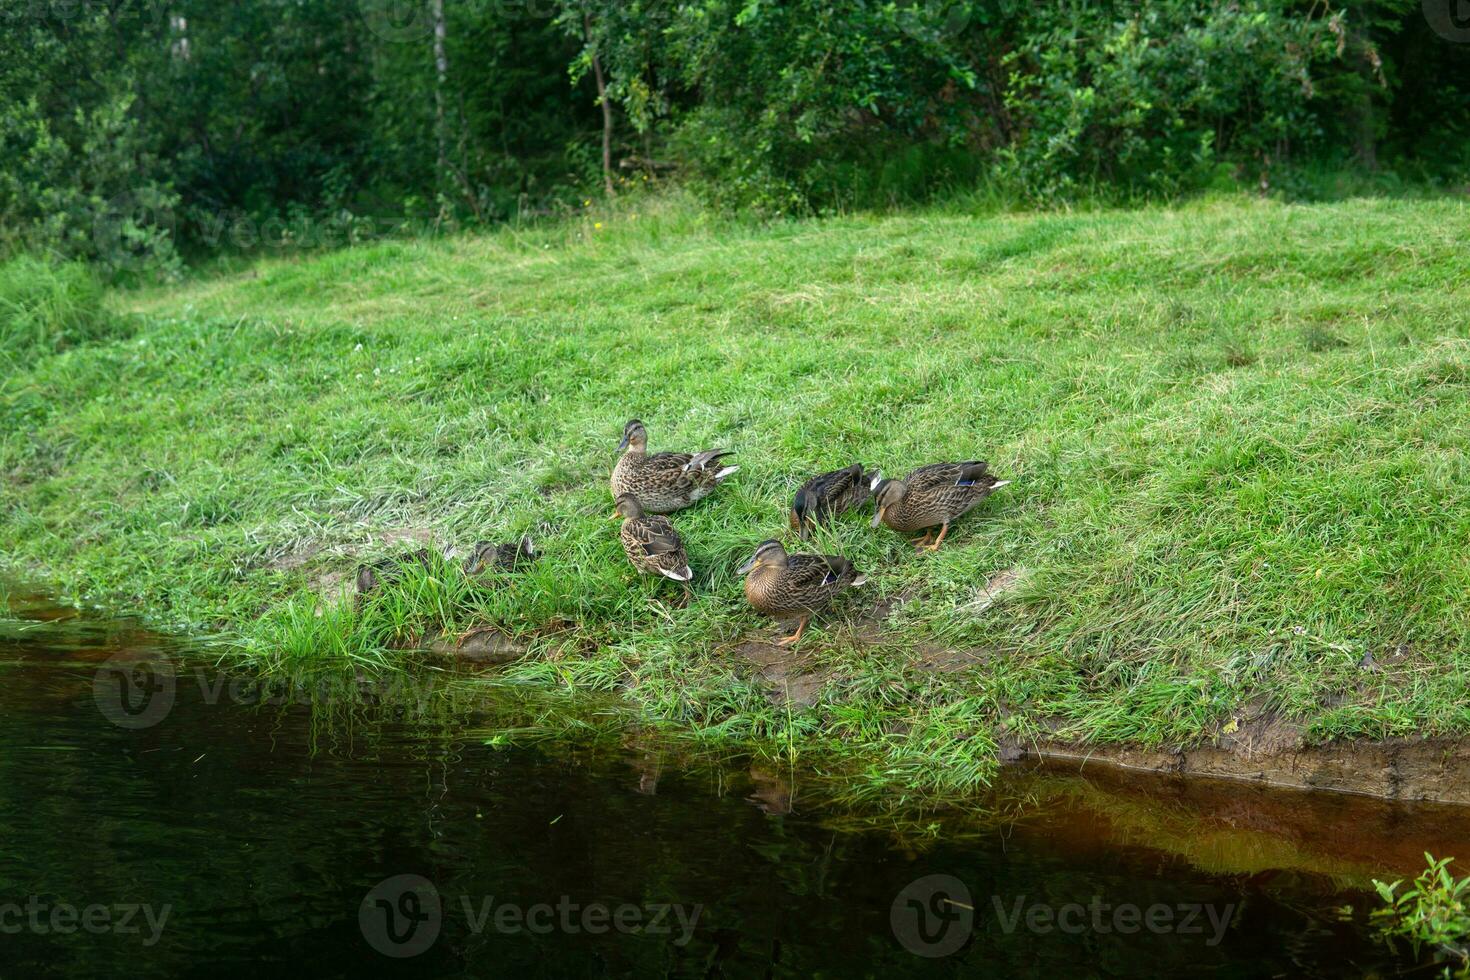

left=1, top=0, right=1466, bottom=276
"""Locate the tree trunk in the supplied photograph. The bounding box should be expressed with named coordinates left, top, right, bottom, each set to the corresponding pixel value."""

left=432, top=0, right=449, bottom=187
left=1353, top=90, right=1378, bottom=171
left=585, top=15, right=615, bottom=196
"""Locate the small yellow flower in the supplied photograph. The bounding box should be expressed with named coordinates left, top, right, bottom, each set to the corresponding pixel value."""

left=594, top=222, right=603, bottom=230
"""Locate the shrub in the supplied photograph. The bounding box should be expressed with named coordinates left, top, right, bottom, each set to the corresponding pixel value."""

left=996, top=0, right=1344, bottom=201
left=1372, top=854, right=1470, bottom=978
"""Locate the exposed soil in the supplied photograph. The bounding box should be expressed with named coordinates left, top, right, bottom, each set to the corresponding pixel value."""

left=955, top=566, right=1030, bottom=618
left=426, top=626, right=528, bottom=665
left=731, top=640, right=831, bottom=707
left=1019, top=708, right=1470, bottom=805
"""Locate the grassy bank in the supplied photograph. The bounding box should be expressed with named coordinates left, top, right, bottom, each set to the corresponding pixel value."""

left=3, top=193, right=1469, bottom=796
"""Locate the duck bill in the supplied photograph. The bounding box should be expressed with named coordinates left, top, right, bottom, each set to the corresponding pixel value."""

left=617, top=433, right=630, bottom=451
left=871, top=506, right=886, bottom=528
left=608, top=510, right=621, bottom=520
left=736, top=556, right=757, bottom=576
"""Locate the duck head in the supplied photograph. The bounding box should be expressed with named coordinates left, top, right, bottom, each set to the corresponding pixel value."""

left=737, top=539, right=789, bottom=576
left=611, top=492, right=646, bottom=520
left=789, top=487, right=820, bottom=538
left=871, top=478, right=908, bottom=527
left=617, top=419, right=648, bottom=454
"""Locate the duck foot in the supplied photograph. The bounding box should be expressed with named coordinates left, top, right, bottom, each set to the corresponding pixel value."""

left=776, top=617, right=811, bottom=647
left=918, top=524, right=951, bottom=552
left=912, top=530, right=935, bottom=550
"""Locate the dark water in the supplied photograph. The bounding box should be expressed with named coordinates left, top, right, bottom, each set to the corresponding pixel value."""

left=0, top=591, right=1461, bottom=978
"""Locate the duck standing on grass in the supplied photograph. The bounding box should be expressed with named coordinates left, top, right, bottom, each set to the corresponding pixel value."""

left=610, top=419, right=737, bottom=513
left=613, top=493, right=693, bottom=583
left=790, top=463, right=879, bottom=539
left=737, top=539, right=866, bottom=646
left=872, top=461, right=1010, bottom=551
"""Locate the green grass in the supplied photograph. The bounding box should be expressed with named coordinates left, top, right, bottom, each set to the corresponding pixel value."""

left=3, top=191, right=1469, bottom=796
left=0, top=256, right=120, bottom=370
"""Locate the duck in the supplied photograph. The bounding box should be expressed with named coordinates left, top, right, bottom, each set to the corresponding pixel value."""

left=737, top=538, right=866, bottom=646
left=610, top=419, right=737, bottom=513
left=356, top=548, right=434, bottom=596
left=790, top=463, right=879, bottom=539
left=462, top=535, right=536, bottom=575
left=872, top=461, right=1010, bottom=551
left=612, top=493, right=693, bottom=582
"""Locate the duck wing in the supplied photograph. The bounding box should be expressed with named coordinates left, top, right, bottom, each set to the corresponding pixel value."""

left=906, top=461, right=989, bottom=490
left=629, top=516, right=682, bottom=556
left=785, top=553, right=860, bottom=590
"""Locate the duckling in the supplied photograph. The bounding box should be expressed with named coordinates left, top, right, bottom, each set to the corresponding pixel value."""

left=610, top=419, right=737, bottom=514
left=612, top=493, right=693, bottom=582
left=872, top=461, right=1010, bottom=551
left=790, top=463, right=879, bottom=539
left=356, top=548, right=434, bottom=596
left=462, top=535, right=536, bottom=575
left=737, top=538, right=866, bottom=646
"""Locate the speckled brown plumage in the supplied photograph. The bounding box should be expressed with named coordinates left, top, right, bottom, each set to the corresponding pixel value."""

left=738, top=539, right=866, bottom=645
left=610, top=419, right=737, bottom=514
left=614, top=493, right=693, bottom=582
left=462, top=536, right=536, bottom=575
left=790, top=463, right=878, bottom=538
left=356, top=548, right=434, bottom=595
left=872, top=461, right=1010, bottom=551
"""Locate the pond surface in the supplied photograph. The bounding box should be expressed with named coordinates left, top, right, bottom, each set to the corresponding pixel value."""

left=0, top=590, right=1462, bottom=977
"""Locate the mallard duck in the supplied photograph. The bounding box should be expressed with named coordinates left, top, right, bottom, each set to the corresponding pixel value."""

left=612, top=493, right=693, bottom=582
left=610, top=419, right=737, bottom=513
left=356, top=548, right=434, bottom=595
left=462, top=536, right=536, bottom=575
left=737, top=539, right=866, bottom=645
left=790, top=463, right=879, bottom=539
left=872, top=461, right=1010, bottom=551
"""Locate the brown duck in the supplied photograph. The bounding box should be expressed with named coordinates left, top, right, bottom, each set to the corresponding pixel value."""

left=737, top=539, right=866, bottom=645
left=790, top=463, right=880, bottom=539
left=610, top=419, right=737, bottom=513
left=462, top=536, right=536, bottom=575
left=872, top=461, right=1010, bottom=551
left=356, top=548, right=434, bottom=596
left=612, top=493, right=693, bottom=582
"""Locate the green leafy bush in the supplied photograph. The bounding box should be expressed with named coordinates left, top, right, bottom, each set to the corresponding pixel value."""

left=0, top=0, right=1466, bottom=259
left=998, top=1, right=1337, bottom=199
left=1372, top=854, right=1470, bottom=978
